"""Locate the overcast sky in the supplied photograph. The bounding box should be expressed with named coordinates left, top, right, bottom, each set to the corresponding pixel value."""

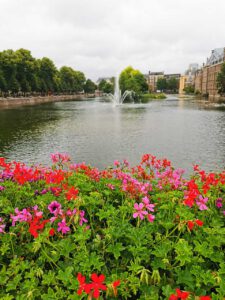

left=0, top=0, right=224, bottom=80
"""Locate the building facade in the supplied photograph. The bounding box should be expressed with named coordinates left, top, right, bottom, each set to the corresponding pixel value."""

left=179, top=64, right=198, bottom=94
left=194, top=47, right=225, bottom=98
left=148, top=71, right=164, bottom=92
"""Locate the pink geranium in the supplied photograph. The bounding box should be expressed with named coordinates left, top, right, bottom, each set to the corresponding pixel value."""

left=57, top=220, right=70, bottom=234
left=196, top=195, right=209, bottom=210
left=133, top=203, right=148, bottom=220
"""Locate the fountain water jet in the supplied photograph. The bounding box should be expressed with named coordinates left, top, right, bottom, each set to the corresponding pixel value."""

left=107, top=76, right=134, bottom=105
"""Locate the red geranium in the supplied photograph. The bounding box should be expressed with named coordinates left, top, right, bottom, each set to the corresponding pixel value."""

left=169, top=289, right=190, bottom=300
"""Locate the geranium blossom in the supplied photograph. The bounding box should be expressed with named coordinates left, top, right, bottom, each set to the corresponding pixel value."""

left=133, top=203, right=148, bottom=220
left=79, top=210, right=88, bottom=226
left=142, top=196, right=155, bottom=212
left=196, top=195, right=209, bottom=210
left=57, top=220, right=70, bottom=234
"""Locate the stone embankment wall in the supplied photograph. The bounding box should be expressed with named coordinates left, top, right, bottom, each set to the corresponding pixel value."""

left=0, top=94, right=95, bottom=108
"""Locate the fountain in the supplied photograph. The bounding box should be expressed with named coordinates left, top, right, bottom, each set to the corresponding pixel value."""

left=107, top=76, right=134, bottom=105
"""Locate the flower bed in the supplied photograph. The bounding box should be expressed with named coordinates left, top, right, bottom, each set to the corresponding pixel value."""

left=0, top=154, right=225, bottom=299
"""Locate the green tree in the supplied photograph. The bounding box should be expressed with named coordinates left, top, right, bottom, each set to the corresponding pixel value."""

left=167, top=77, right=179, bottom=92
left=39, top=57, right=57, bottom=94
left=98, top=79, right=113, bottom=93
left=84, top=79, right=96, bottom=93
left=183, top=85, right=195, bottom=94
left=156, top=78, right=167, bottom=91
left=217, top=63, right=225, bottom=95
left=119, top=66, right=148, bottom=94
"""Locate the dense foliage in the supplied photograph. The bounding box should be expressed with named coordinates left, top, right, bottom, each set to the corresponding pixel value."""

left=0, top=154, right=225, bottom=299
left=119, top=66, right=148, bottom=94
left=141, top=93, right=166, bottom=101
left=217, top=63, right=225, bottom=95
left=98, top=79, right=114, bottom=94
left=0, top=49, right=96, bottom=97
left=156, top=78, right=179, bottom=93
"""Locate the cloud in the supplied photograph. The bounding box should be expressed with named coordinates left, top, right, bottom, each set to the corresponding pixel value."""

left=0, top=0, right=224, bottom=80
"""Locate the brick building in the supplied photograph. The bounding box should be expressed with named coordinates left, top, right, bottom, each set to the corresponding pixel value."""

left=194, top=48, right=225, bottom=98
left=148, top=71, right=164, bottom=92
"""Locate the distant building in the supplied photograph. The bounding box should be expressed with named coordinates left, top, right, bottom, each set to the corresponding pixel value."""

left=179, top=63, right=198, bottom=94
left=164, top=74, right=181, bottom=80
left=194, top=48, right=225, bottom=98
left=148, top=71, right=164, bottom=92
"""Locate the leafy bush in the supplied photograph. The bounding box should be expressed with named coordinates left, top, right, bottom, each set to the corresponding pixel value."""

left=0, top=154, right=225, bottom=299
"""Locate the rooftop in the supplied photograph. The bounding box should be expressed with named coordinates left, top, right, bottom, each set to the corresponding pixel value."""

left=206, top=47, right=225, bottom=66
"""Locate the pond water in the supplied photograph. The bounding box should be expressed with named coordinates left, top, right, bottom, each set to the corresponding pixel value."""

left=0, top=96, right=225, bottom=173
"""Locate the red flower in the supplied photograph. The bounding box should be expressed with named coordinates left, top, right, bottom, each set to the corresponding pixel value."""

left=187, top=219, right=204, bottom=231
left=88, top=273, right=107, bottom=299
left=187, top=220, right=195, bottom=231
left=112, top=279, right=120, bottom=297
left=169, top=289, right=190, bottom=300
left=195, top=219, right=203, bottom=226
left=49, top=228, right=55, bottom=236
left=176, top=289, right=190, bottom=299
left=29, top=216, right=49, bottom=238
left=77, top=273, right=88, bottom=295
left=65, top=186, right=79, bottom=200
left=112, top=280, right=120, bottom=287
left=199, top=296, right=211, bottom=300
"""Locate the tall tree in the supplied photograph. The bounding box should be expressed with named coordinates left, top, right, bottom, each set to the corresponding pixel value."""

left=119, top=66, right=148, bottom=94
left=156, top=78, right=167, bottom=91
left=84, top=79, right=96, bottom=93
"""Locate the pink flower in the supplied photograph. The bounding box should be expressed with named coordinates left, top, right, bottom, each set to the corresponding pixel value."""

left=142, top=196, right=155, bottom=212
left=66, top=208, right=77, bottom=216
left=51, top=153, right=70, bottom=164
left=0, top=224, right=5, bottom=233
left=147, top=214, right=155, bottom=222
left=0, top=186, right=5, bottom=191
left=79, top=211, right=88, bottom=226
left=196, top=195, right=208, bottom=211
left=107, top=183, right=115, bottom=190
left=133, top=203, right=148, bottom=220
left=48, top=201, right=62, bottom=215
left=11, top=208, right=32, bottom=226
left=57, top=220, right=70, bottom=234
left=216, top=198, right=223, bottom=208
left=114, top=160, right=120, bottom=167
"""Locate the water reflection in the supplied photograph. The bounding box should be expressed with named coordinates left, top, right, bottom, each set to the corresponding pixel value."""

left=0, top=97, right=224, bottom=173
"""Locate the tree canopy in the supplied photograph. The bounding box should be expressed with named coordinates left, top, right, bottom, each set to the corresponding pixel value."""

left=119, top=66, right=148, bottom=94
left=156, top=77, right=179, bottom=92
left=0, top=48, right=91, bottom=97
left=98, top=79, right=114, bottom=94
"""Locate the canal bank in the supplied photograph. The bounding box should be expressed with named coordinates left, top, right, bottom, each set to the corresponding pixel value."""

left=0, top=94, right=95, bottom=109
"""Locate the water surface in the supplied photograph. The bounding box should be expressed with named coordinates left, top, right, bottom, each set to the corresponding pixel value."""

left=0, top=97, right=224, bottom=173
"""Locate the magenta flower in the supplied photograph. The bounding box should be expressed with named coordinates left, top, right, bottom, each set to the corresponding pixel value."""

left=48, top=201, right=62, bottom=215
left=133, top=203, right=148, bottom=220
left=57, top=220, right=70, bottom=234
left=11, top=208, right=32, bottom=226
left=216, top=198, right=223, bottom=208
left=107, top=183, right=115, bottom=190
left=147, top=214, right=155, bottom=223
left=114, top=160, right=120, bottom=167
left=0, top=224, right=5, bottom=233
left=196, top=195, right=209, bottom=210
left=142, top=196, right=155, bottom=212
left=79, top=210, right=88, bottom=226
left=0, top=186, right=5, bottom=191
left=66, top=208, right=77, bottom=216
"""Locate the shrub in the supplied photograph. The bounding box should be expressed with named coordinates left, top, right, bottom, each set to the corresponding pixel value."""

left=0, top=154, right=224, bottom=299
